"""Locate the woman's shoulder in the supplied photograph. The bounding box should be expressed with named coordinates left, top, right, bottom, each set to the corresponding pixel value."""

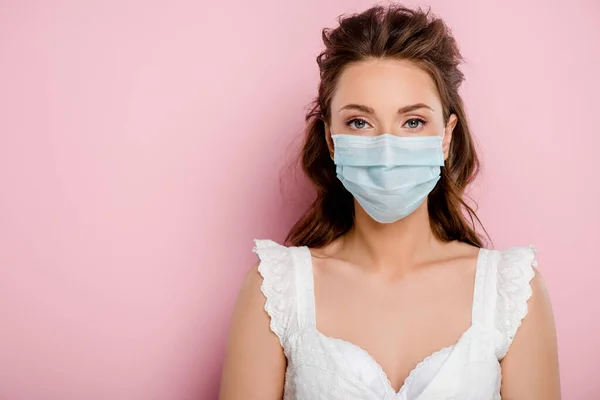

left=487, top=245, right=540, bottom=310
left=247, top=238, right=309, bottom=345
left=485, top=244, right=539, bottom=294
left=252, top=238, right=306, bottom=253
left=251, top=237, right=297, bottom=270
left=251, top=238, right=302, bottom=267
left=481, top=244, right=539, bottom=286
left=489, top=244, right=538, bottom=264
left=485, top=245, right=551, bottom=359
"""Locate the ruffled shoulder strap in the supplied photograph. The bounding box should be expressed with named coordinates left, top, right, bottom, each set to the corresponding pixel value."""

left=494, top=245, right=537, bottom=360
left=253, top=239, right=301, bottom=349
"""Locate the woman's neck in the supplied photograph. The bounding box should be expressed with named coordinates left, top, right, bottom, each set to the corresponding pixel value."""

left=342, top=201, right=440, bottom=275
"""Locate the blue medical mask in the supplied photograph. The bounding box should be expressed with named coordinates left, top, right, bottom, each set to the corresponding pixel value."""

left=332, top=129, right=445, bottom=223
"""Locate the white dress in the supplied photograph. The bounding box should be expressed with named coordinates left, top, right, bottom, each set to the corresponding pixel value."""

left=253, top=239, right=537, bottom=400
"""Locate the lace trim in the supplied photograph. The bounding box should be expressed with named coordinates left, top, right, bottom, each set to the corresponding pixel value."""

left=495, top=245, right=537, bottom=359
left=320, top=331, right=461, bottom=397
left=253, top=239, right=296, bottom=346
left=398, top=345, right=455, bottom=396
left=318, top=333, right=397, bottom=393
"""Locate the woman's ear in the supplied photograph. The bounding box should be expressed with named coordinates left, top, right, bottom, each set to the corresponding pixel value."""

left=324, top=121, right=334, bottom=160
left=443, top=114, right=458, bottom=160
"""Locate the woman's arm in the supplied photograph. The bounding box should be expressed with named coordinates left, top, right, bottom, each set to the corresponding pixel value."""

left=500, top=268, right=561, bottom=399
left=219, top=264, right=286, bottom=400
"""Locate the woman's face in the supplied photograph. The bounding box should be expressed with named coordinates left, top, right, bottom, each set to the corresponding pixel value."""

left=325, top=58, right=457, bottom=158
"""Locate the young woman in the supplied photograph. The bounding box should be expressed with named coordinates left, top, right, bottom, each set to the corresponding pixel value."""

left=219, top=4, right=560, bottom=399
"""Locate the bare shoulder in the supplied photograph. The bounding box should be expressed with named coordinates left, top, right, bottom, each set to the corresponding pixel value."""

left=219, top=262, right=286, bottom=400
left=225, top=262, right=270, bottom=327
left=514, top=266, right=556, bottom=354
left=500, top=264, right=561, bottom=399
left=528, top=267, right=554, bottom=321
left=239, top=262, right=267, bottom=305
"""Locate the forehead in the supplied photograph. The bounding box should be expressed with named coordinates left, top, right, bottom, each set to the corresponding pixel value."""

left=331, top=58, right=441, bottom=112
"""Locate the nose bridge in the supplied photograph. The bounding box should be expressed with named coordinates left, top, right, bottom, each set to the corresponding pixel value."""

left=359, top=104, right=396, bottom=136
left=377, top=121, right=408, bottom=137
left=377, top=113, right=397, bottom=136
left=382, top=139, right=394, bottom=168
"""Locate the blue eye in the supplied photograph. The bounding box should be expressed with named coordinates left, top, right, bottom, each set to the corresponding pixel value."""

left=404, top=118, right=427, bottom=129
left=346, top=118, right=371, bottom=130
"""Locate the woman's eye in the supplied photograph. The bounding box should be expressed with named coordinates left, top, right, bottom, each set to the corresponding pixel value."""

left=404, top=118, right=427, bottom=130
left=347, top=118, right=371, bottom=130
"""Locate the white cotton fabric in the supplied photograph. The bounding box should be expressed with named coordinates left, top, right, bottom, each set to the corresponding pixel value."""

left=253, top=239, right=537, bottom=400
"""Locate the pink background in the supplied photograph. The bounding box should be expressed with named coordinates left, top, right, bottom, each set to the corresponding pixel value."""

left=0, top=0, right=598, bottom=399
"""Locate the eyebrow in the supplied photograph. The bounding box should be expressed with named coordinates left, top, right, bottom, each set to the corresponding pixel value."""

left=338, top=103, right=434, bottom=114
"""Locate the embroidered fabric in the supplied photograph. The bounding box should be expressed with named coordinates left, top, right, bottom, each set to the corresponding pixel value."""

left=253, top=239, right=537, bottom=400
left=495, top=245, right=537, bottom=360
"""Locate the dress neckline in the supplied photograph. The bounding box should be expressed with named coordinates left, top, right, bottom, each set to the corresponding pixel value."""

left=299, top=245, right=489, bottom=396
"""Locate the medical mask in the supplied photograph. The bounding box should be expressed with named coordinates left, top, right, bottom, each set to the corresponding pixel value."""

left=332, top=129, right=445, bottom=223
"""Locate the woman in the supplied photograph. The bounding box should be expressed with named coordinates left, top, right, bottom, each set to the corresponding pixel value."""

left=219, top=4, right=560, bottom=399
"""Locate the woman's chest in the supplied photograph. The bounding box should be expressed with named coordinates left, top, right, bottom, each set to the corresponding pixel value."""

left=283, top=327, right=501, bottom=400
left=313, top=268, right=476, bottom=391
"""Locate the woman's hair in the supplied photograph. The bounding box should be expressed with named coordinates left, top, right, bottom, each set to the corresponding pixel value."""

left=285, top=4, right=486, bottom=249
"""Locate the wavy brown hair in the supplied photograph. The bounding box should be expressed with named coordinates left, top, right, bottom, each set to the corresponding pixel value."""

left=285, top=4, right=486, bottom=249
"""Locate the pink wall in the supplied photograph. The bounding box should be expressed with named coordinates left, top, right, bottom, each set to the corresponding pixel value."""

left=0, top=0, right=598, bottom=399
